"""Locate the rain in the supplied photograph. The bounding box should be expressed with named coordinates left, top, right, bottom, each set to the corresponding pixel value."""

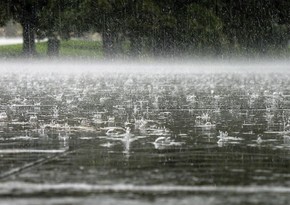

left=0, top=1, right=290, bottom=205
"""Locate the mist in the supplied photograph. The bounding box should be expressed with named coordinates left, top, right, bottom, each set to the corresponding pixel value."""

left=1, top=58, right=290, bottom=74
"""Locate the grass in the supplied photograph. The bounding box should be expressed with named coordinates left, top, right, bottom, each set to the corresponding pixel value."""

left=0, top=43, right=23, bottom=57
left=0, top=39, right=289, bottom=59
left=60, top=40, right=103, bottom=58
left=0, top=40, right=103, bottom=59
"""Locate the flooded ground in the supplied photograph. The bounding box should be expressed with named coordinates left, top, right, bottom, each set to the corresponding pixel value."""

left=1, top=64, right=290, bottom=204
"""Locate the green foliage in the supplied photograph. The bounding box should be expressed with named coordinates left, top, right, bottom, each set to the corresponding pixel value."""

left=181, top=3, right=226, bottom=55
left=218, top=0, right=290, bottom=56
left=0, top=0, right=289, bottom=58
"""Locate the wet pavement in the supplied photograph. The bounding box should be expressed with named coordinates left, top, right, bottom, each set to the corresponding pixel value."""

left=1, top=130, right=290, bottom=204
left=1, top=69, right=290, bottom=204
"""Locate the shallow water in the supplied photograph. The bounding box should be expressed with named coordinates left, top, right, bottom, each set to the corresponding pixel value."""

left=1, top=67, right=290, bottom=204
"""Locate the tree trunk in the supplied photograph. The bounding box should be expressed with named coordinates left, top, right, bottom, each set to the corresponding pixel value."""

left=22, top=20, right=36, bottom=56
left=102, top=30, right=116, bottom=59
left=47, top=36, right=60, bottom=57
left=21, top=0, right=37, bottom=57
left=129, top=34, right=142, bottom=58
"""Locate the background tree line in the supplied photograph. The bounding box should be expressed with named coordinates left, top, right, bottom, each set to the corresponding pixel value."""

left=0, top=0, right=289, bottom=58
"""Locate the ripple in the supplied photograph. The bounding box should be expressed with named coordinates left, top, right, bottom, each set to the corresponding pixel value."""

left=8, top=136, right=39, bottom=141
left=79, top=137, right=93, bottom=140
left=0, top=149, right=67, bottom=154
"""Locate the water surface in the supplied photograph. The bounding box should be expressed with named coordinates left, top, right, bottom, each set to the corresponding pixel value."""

left=1, top=66, right=290, bottom=204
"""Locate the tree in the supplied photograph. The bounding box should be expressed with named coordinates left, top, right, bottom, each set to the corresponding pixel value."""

left=124, top=0, right=160, bottom=57
left=0, top=0, right=88, bottom=57
left=37, top=0, right=89, bottom=56
left=0, top=0, right=47, bottom=56
left=2, top=0, right=289, bottom=58
left=83, top=0, right=130, bottom=58
left=151, top=0, right=177, bottom=57
left=180, top=3, right=225, bottom=56
left=0, top=3, right=9, bottom=26
left=218, top=0, right=290, bottom=56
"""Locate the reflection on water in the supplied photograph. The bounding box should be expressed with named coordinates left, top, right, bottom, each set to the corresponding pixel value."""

left=1, top=71, right=290, bottom=203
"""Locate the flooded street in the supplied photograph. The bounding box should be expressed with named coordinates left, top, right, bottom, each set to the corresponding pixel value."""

left=1, top=64, right=290, bottom=204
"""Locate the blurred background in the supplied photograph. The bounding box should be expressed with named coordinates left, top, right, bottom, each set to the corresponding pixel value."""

left=0, top=0, right=289, bottom=59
